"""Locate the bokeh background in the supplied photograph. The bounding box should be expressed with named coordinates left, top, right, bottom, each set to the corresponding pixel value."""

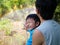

left=0, top=0, right=60, bottom=45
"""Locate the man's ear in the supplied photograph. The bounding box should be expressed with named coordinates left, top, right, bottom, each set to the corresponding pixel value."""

left=36, top=9, right=40, bottom=14
left=36, top=22, right=40, bottom=27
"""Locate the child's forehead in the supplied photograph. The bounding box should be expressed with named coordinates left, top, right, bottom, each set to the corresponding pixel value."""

left=26, top=18, right=35, bottom=21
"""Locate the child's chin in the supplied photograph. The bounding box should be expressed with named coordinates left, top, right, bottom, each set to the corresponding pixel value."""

left=28, top=28, right=33, bottom=30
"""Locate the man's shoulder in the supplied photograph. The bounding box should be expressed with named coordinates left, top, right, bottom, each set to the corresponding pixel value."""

left=36, top=20, right=60, bottom=33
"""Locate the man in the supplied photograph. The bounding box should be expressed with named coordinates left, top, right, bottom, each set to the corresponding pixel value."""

left=32, top=0, right=60, bottom=45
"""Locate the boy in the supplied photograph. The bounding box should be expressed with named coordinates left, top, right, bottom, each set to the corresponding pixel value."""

left=24, top=14, right=40, bottom=45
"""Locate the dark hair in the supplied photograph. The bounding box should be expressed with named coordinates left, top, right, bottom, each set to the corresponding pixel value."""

left=35, top=0, right=57, bottom=20
left=26, top=14, right=40, bottom=25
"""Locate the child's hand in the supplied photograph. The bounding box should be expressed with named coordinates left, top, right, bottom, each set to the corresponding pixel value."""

left=24, top=22, right=33, bottom=30
left=24, top=23, right=28, bottom=30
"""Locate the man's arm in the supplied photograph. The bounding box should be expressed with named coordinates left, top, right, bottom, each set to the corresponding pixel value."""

left=32, top=29, right=44, bottom=45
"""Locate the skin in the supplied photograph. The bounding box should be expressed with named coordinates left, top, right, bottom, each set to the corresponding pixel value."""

left=24, top=18, right=40, bottom=45
left=32, top=30, right=45, bottom=45
left=32, top=9, right=45, bottom=45
left=25, top=18, right=39, bottom=30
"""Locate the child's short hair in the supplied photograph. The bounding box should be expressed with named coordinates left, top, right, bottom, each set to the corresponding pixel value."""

left=26, top=14, right=40, bottom=26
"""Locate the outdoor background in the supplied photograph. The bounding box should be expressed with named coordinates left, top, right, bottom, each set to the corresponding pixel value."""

left=0, top=0, right=60, bottom=45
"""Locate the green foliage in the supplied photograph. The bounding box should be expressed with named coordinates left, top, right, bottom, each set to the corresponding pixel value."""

left=0, top=0, right=60, bottom=23
left=0, top=19, right=13, bottom=35
left=56, top=6, right=60, bottom=12
left=0, top=0, right=36, bottom=17
left=54, top=2, right=60, bottom=23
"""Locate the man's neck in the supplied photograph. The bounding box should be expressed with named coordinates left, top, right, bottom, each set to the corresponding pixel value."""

left=40, top=16, right=45, bottom=24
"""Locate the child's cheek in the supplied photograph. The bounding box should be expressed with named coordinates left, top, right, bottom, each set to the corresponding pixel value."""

left=29, top=23, right=34, bottom=29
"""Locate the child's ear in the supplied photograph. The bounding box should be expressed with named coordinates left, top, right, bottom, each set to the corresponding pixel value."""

left=36, top=22, right=40, bottom=27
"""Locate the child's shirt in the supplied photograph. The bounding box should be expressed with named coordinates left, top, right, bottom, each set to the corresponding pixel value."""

left=26, top=29, right=34, bottom=45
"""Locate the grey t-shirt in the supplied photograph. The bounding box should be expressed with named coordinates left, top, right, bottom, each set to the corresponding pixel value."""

left=36, top=20, right=60, bottom=45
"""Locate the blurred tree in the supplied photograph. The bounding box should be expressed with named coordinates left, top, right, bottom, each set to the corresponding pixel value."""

left=0, top=0, right=36, bottom=17
left=54, top=0, right=60, bottom=23
left=0, top=0, right=60, bottom=23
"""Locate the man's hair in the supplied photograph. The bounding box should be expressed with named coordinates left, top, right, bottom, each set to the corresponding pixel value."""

left=35, top=0, right=57, bottom=20
left=26, top=14, right=40, bottom=25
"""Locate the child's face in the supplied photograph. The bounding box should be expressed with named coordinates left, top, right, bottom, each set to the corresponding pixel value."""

left=25, top=18, right=36, bottom=30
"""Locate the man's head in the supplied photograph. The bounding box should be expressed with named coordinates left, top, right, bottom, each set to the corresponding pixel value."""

left=35, top=0, right=57, bottom=20
left=25, top=14, right=40, bottom=30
